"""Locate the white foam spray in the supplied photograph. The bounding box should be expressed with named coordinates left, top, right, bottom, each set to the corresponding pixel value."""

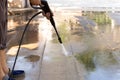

left=60, top=44, right=69, bottom=56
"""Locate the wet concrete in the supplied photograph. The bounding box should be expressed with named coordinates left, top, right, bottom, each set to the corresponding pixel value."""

left=40, top=42, right=84, bottom=80
left=6, top=8, right=120, bottom=80
left=7, top=34, right=45, bottom=80
left=7, top=10, right=46, bottom=80
left=6, top=10, right=86, bottom=80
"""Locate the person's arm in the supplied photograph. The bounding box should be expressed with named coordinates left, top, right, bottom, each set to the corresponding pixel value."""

left=29, top=0, right=51, bottom=19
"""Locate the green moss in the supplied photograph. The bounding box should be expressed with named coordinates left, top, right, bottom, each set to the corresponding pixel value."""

left=75, top=50, right=96, bottom=71
left=75, top=49, right=118, bottom=71
left=83, top=11, right=111, bottom=25
left=52, top=22, right=70, bottom=43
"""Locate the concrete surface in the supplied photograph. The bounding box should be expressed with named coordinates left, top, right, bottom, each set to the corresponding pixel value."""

left=6, top=17, right=84, bottom=80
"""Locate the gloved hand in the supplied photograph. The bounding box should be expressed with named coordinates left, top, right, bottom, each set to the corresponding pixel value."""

left=41, top=0, right=53, bottom=20
left=29, top=0, right=52, bottom=20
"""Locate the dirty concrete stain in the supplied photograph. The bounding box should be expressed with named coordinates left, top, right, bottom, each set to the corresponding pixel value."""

left=24, top=55, right=40, bottom=62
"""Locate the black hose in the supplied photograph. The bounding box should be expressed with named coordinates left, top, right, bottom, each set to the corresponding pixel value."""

left=9, top=0, right=62, bottom=78
left=9, top=11, right=42, bottom=78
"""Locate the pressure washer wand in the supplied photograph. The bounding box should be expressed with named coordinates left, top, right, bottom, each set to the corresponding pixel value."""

left=41, top=0, right=62, bottom=44
left=50, top=16, right=62, bottom=43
